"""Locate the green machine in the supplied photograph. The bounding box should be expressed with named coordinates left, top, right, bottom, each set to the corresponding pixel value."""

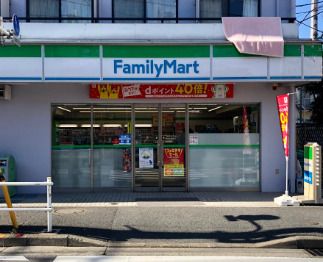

left=0, top=155, right=16, bottom=197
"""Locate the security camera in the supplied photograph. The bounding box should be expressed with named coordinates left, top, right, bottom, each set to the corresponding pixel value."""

left=272, top=83, right=278, bottom=90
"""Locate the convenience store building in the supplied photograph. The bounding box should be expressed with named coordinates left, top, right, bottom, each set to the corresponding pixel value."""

left=0, top=22, right=321, bottom=194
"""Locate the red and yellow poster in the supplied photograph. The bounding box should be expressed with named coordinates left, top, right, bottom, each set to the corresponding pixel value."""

left=276, top=94, right=289, bottom=157
left=163, top=148, right=185, bottom=176
left=90, top=83, right=234, bottom=99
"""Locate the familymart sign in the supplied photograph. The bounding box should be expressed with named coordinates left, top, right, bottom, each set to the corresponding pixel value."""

left=103, top=45, right=210, bottom=81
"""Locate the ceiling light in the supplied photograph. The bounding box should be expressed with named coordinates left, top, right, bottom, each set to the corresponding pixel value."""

left=208, top=106, right=222, bottom=112
left=57, top=106, right=71, bottom=112
left=58, top=124, right=78, bottom=128
left=103, top=124, right=122, bottom=128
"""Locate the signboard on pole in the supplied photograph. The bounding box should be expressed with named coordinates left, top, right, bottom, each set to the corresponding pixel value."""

left=276, top=94, right=289, bottom=157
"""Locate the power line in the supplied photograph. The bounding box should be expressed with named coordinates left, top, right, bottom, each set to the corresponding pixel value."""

left=296, top=19, right=323, bottom=34
left=296, top=0, right=323, bottom=7
left=299, top=9, right=323, bottom=23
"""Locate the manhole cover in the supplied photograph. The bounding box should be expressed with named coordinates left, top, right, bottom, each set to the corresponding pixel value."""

left=55, top=208, right=84, bottom=214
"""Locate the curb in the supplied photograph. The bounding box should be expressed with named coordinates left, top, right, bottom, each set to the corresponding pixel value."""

left=1, top=234, right=323, bottom=249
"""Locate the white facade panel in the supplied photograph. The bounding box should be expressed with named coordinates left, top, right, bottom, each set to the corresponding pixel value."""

left=303, top=57, right=323, bottom=80
left=213, top=58, right=267, bottom=80
left=269, top=57, right=302, bottom=79
left=44, top=58, right=101, bottom=81
left=0, top=58, right=42, bottom=80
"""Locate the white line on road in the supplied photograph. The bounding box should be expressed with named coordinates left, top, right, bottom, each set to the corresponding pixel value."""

left=53, top=256, right=323, bottom=262
left=0, top=256, right=29, bottom=261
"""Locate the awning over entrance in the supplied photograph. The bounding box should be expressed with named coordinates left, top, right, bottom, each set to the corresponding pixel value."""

left=222, top=17, right=284, bottom=57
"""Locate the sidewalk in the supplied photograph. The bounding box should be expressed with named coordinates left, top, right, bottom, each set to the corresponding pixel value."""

left=1, top=191, right=323, bottom=249
left=5, top=191, right=281, bottom=207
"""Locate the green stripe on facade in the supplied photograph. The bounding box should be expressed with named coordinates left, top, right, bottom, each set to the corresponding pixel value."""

left=213, top=45, right=255, bottom=57
left=304, top=44, right=322, bottom=56
left=103, top=45, right=210, bottom=58
left=284, top=45, right=301, bottom=56
left=0, top=45, right=41, bottom=57
left=45, top=45, right=100, bottom=58
left=214, top=45, right=302, bottom=57
left=304, top=146, right=313, bottom=160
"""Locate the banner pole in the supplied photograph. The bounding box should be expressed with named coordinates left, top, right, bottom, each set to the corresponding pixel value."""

left=285, top=156, right=289, bottom=196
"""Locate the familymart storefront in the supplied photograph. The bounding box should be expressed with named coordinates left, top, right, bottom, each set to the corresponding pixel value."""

left=0, top=43, right=321, bottom=193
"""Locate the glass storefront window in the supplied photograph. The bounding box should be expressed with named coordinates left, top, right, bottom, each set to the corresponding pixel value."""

left=189, top=104, right=260, bottom=189
left=93, top=105, right=132, bottom=188
left=52, top=104, right=91, bottom=188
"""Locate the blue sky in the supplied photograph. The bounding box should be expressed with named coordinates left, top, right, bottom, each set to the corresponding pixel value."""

left=297, top=0, right=323, bottom=39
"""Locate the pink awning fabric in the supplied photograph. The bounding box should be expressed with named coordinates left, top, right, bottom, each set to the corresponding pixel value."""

left=222, top=17, right=284, bottom=57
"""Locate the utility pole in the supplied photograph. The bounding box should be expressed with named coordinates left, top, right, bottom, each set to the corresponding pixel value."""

left=310, top=0, right=318, bottom=40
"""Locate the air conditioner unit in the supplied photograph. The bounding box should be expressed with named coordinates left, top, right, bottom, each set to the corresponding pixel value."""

left=0, top=0, right=10, bottom=18
left=0, top=85, right=12, bottom=100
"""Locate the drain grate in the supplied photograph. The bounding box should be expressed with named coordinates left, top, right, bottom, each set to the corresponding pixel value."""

left=135, top=197, right=199, bottom=201
left=306, top=249, right=323, bottom=257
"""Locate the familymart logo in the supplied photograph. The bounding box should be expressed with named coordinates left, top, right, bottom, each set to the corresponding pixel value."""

left=107, top=58, right=210, bottom=80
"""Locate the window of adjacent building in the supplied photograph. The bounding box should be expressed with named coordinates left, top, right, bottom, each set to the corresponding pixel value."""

left=147, top=0, right=177, bottom=23
left=28, top=0, right=92, bottom=22
left=113, top=0, right=145, bottom=22
left=29, top=0, right=59, bottom=22
left=62, top=0, right=92, bottom=22
left=113, top=0, right=177, bottom=23
left=199, top=0, right=259, bottom=21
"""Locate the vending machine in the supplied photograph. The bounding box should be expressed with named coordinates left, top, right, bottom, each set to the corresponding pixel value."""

left=0, top=155, right=16, bottom=197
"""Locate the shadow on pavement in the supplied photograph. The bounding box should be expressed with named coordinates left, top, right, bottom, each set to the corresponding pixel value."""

left=1, top=224, right=323, bottom=244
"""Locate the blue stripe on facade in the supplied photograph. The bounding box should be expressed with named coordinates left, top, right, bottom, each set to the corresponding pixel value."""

left=45, top=77, right=101, bottom=81
left=304, top=76, right=322, bottom=80
left=270, top=76, right=302, bottom=80
left=103, top=77, right=210, bottom=81
left=0, top=77, right=42, bottom=80
left=213, top=76, right=267, bottom=80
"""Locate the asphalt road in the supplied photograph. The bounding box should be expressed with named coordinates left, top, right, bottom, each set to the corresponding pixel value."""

left=1, top=205, right=323, bottom=244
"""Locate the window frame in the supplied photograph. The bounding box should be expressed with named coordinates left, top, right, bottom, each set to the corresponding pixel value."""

left=111, top=0, right=179, bottom=23
left=198, top=0, right=261, bottom=20
left=26, top=0, right=95, bottom=23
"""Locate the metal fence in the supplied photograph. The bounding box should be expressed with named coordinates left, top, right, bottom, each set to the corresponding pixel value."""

left=0, top=177, right=53, bottom=232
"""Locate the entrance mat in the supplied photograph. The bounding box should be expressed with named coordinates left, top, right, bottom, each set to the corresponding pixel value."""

left=135, top=197, right=199, bottom=201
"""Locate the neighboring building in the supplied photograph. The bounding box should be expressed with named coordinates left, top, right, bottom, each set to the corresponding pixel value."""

left=0, top=0, right=321, bottom=194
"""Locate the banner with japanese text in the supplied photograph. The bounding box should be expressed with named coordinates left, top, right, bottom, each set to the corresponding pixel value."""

left=90, top=83, right=233, bottom=99
left=276, top=94, right=289, bottom=157
left=163, top=148, right=185, bottom=176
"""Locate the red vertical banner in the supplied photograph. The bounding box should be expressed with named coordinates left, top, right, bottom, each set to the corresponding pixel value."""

left=276, top=94, right=289, bottom=157
left=163, top=148, right=185, bottom=176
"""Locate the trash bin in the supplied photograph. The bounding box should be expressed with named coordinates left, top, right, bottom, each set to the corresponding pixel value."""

left=0, top=155, right=16, bottom=197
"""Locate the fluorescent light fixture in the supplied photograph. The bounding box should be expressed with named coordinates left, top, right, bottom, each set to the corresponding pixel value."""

left=81, top=124, right=100, bottom=128
left=103, top=124, right=122, bottom=128
left=57, top=106, right=71, bottom=112
left=189, top=110, right=200, bottom=113
left=58, top=124, right=78, bottom=128
left=80, top=111, right=131, bottom=113
left=135, top=110, right=158, bottom=113
left=191, top=107, right=208, bottom=110
left=208, top=106, right=222, bottom=112
left=135, top=124, right=152, bottom=128
left=74, top=107, right=131, bottom=110
left=169, top=107, right=185, bottom=110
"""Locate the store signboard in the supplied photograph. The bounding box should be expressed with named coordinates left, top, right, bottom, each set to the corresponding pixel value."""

left=90, top=83, right=234, bottom=99
left=163, top=148, right=185, bottom=176
left=139, top=148, right=154, bottom=168
left=103, top=58, right=210, bottom=81
left=276, top=94, right=289, bottom=157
